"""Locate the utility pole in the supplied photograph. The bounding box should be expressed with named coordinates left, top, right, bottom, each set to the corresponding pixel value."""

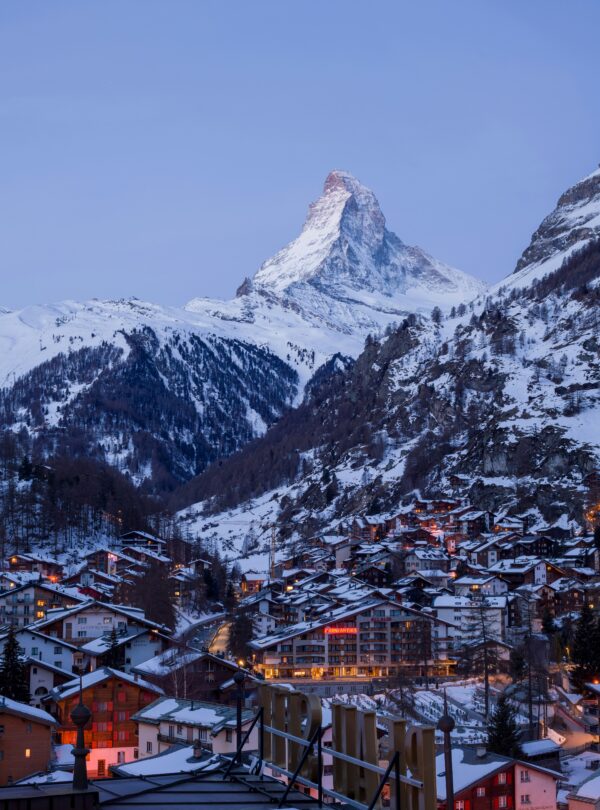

left=71, top=673, right=91, bottom=792
left=437, top=691, right=455, bottom=810
left=234, top=670, right=245, bottom=749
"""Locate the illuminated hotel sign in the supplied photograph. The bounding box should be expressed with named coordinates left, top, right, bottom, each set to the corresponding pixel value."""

left=324, top=626, right=357, bottom=635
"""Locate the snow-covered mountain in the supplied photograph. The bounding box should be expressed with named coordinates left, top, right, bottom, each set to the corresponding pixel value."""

left=506, top=165, right=600, bottom=290
left=176, top=164, right=600, bottom=565
left=187, top=170, right=485, bottom=339
left=0, top=171, right=481, bottom=489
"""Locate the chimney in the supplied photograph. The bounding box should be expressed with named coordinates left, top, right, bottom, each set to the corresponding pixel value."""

left=476, top=745, right=487, bottom=758
left=192, top=739, right=203, bottom=759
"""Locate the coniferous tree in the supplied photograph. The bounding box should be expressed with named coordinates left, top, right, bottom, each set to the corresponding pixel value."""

left=572, top=602, right=596, bottom=691
left=229, top=610, right=254, bottom=663
left=104, top=627, right=123, bottom=669
left=541, top=609, right=556, bottom=635
left=487, top=695, right=523, bottom=759
left=510, top=646, right=526, bottom=682
left=133, top=560, right=176, bottom=631
left=0, top=625, right=30, bottom=703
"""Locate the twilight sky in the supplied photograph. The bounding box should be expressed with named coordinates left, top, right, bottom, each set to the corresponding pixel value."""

left=1, top=1, right=599, bottom=309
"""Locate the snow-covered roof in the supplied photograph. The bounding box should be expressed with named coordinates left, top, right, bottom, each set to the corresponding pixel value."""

left=0, top=695, right=56, bottom=725
left=521, top=738, right=561, bottom=756
left=111, top=746, right=220, bottom=777
left=48, top=667, right=163, bottom=701
left=133, top=696, right=254, bottom=734
left=133, top=648, right=205, bottom=676
left=436, top=748, right=511, bottom=800
left=433, top=595, right=507, bottom=609
left=576, top=773, right=600, bottom=800
left=78, top=630, right=147, bottom=655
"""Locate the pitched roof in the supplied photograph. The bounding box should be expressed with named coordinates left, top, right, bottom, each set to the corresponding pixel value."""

left=0, top=695, right=56, bottom=725
left=46, top=666, right=163, bottom=701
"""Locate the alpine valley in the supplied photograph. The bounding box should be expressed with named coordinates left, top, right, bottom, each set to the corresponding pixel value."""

left=2, top=166, right=600, bottom=562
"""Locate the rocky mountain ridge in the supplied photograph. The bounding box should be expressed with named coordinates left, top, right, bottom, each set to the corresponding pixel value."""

left=0, top=172, right=480, bottom=491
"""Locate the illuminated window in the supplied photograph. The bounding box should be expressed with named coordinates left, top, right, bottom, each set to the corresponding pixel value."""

left=25, top=748, right=31, bottom=758
left=36, top=611, right=44, bottom=618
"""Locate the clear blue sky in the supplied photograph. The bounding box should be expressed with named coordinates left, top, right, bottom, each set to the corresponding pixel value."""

left=1, top=0, right=599, bottom=308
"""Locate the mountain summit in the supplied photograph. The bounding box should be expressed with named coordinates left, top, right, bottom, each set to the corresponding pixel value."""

left=251, top=170, right=486, bottom=307
left=509, top=165, right=600, bottom=289
left=0, top=170, right=487, bottom=493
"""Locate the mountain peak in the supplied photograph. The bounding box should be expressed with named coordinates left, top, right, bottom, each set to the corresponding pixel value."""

left=510, top=163, right=600, bottom=288
left=323, top=169, right=368, bottom=195
left=251, top=170, right=485, bottom=307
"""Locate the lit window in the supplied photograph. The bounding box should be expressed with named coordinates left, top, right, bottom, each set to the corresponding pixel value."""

left=25, top=748, right=31, bottom=758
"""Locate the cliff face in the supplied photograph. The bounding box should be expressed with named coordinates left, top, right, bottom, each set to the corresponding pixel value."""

left=513, top=167, right=600, bottom=281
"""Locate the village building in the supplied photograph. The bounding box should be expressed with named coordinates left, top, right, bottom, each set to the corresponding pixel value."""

left=132, top=649, right=257, bottom=704
left=0, top=582, right=84, bottom=628
left=118, top=530, right=167, bottom=556
left=32, top=600, right=170, bottom=655
left=6, top=553, right=63, bottom=581
left=250, top=597, right=453, bottom=680
left=436, top=747, right=560, bottom=810
left=44, top=667, right=163, bottom=777
left=0, top=697, right=56, bottom=786
left=27, top=658, right=73, bottom=708
left=432, top=594, right=508, bottom=650
left=132, top=696, right=257, bottom=758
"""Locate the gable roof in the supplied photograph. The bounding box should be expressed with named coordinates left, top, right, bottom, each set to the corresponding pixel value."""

left=0, top=695, right=56, bottom=726
left=32, top=599, right=166, bottom=632
left=46, top=666, right=163, bottom=701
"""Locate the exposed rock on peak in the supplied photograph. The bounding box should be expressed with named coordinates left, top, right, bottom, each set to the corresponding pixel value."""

left=511, top=165, right=600, bottom=288
left=252, top=170, right=485, bottom=308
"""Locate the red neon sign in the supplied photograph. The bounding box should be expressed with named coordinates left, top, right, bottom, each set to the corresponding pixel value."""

left=324, top=626, right=357, bottom=635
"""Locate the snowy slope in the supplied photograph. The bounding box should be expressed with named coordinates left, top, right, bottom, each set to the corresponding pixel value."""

left=1, top=171, right=483, bottom=391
